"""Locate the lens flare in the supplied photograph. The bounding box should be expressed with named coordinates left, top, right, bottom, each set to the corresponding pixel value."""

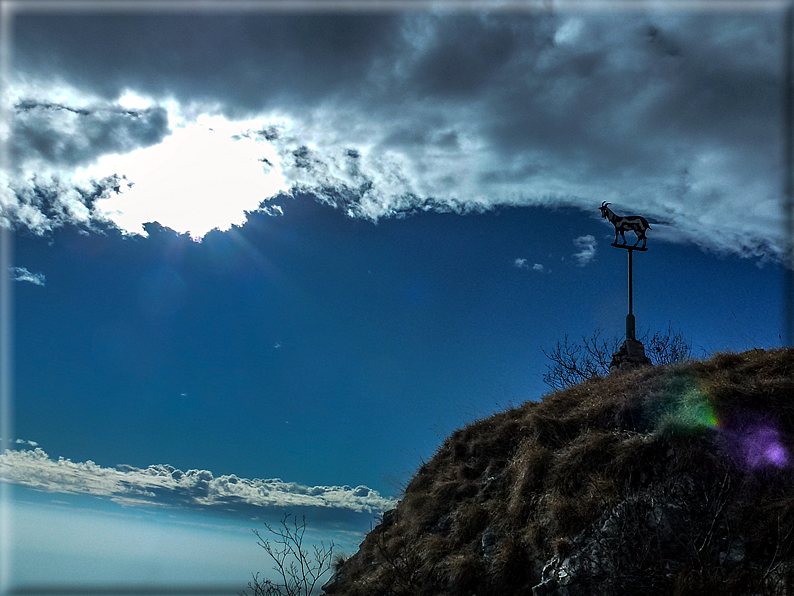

left=740, top=425, right=788, bottom=468
left=679, top=387, right=718, bottom=429
left=657, top=381, right=719, bottom=435
left=654, top=374, right=789, bottom=469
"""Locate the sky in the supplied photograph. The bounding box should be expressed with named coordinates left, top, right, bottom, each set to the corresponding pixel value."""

left=0, top=1, right=792, bottom=593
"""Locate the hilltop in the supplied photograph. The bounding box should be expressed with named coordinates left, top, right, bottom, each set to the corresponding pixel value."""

left=323, top=349, right=794, bottom=596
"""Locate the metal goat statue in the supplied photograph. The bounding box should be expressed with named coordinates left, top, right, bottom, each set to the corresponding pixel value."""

left=599, top=202, right=651, bottom=249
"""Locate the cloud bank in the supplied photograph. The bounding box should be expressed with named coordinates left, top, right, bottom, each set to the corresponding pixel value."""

left=2, top=8, right=787, bottom=260
left=0, top=447, right=397, bottom=516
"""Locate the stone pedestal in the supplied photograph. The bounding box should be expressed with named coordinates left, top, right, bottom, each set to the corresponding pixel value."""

left=609, top=338, right=652, bottom=373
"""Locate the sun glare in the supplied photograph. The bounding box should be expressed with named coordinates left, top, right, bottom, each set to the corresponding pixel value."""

left=117, top=90, right=154, bottom=110
left=89, top=113, right=288, bottom=240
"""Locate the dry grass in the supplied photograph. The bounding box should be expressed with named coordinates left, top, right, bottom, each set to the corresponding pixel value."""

left=326, top=348, right=794, bottom=596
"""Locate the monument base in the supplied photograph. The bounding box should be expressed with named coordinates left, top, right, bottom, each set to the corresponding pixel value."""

left=609, top=338, right=652, bottom=373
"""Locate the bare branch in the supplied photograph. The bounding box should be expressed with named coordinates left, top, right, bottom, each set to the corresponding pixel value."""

left=242, top=514, right=334, bottom=596
left=543, top=325, right=692, bottom=390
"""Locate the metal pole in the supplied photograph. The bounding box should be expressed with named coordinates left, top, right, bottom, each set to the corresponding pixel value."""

left=626, top=249, right=635, bottom=341
left=628, top=249, right=633, bottom=316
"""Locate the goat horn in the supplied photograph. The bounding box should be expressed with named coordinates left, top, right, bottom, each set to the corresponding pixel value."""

left=601, top=201, right=608, bottom=207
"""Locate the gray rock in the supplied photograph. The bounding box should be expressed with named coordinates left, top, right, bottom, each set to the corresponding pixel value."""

left=480, top=526, right=500, bottom=562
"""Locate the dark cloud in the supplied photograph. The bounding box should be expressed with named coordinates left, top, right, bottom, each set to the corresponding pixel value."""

left=406, top=14, right=523, bottom=98
left=12, top=13, right=402, bottom=115
left=11, top=101, right=170, bottom=168
left=11, top=10, right=782, bottom=151
left=6, top=7, right=787, bottom=259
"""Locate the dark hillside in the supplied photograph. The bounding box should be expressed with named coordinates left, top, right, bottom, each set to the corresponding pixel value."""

left=323, top=349, right=794, bottom=596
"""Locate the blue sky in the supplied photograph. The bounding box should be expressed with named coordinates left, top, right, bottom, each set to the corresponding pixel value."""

left=1, top=1, right=791, bottom=593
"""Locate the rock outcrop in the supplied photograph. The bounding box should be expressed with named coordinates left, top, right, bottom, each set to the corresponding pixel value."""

left=323, top=349, right=794, bottom=596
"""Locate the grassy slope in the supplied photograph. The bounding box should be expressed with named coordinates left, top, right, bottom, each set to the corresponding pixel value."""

left=325, top=349, right=794, bottom=596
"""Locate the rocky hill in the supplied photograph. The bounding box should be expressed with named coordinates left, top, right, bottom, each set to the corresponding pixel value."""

left=323, top=349, right=794, bottom=596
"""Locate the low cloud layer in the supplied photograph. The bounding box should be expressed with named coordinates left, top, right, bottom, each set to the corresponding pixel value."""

left=2, top=8, right=787, bottom=260
left=0, top=447, right=397, bottom=516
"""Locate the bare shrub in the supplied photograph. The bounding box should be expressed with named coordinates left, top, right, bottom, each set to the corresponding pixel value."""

left=543, top=324, right=693, bottom=390
left=542, top=329, right=619, bottom=391
left=242, top=514, right=334, bottom=596
left=645, top=325, right=694, bottom=366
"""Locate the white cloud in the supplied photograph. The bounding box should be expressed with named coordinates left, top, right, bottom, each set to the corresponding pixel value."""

left=0, top=447, right=396, bottom=515
left=9, top=266, right=45, bottom=286
left=554, top=18, right=585, bottom=46
left=1, top=438, right=39, bottom=447
left=573, top=235, right=597, bottom=266
left=515, top=259, right=547, bottom=273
